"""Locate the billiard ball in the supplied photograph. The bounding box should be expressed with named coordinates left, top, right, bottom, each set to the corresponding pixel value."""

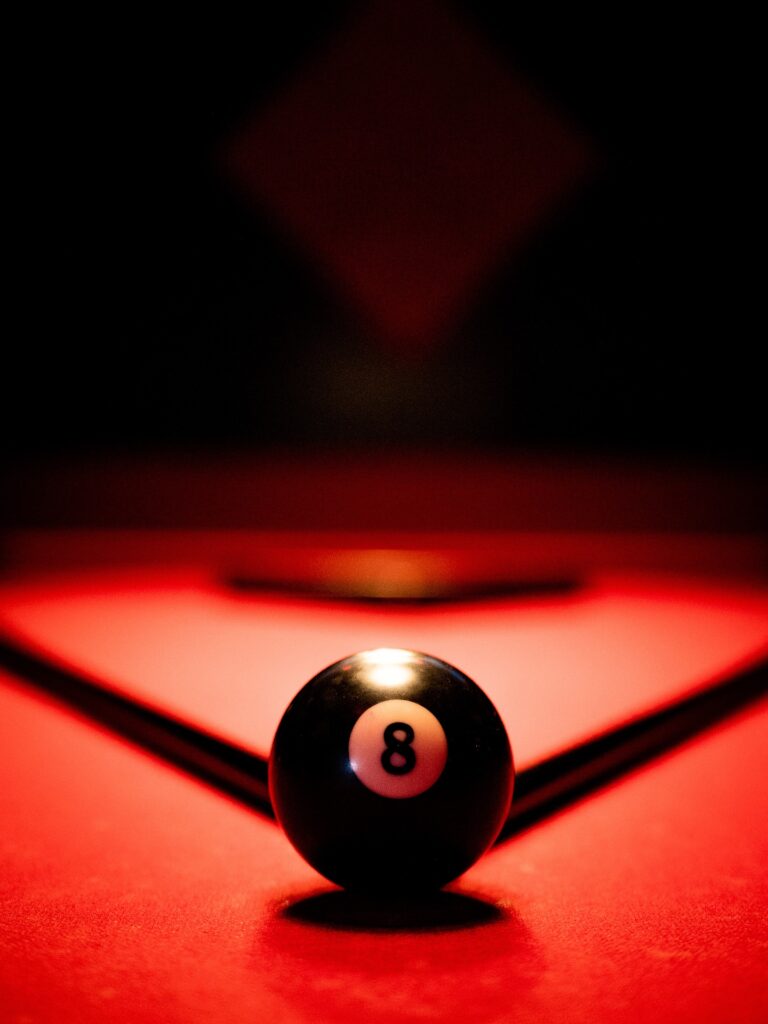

left=269, top=649, right=514, bottom=891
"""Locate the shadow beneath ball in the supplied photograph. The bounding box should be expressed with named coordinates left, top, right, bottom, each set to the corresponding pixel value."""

left=281, top=888, right=504, bottom=932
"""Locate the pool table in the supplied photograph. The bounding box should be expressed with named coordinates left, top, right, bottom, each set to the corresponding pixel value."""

left=1, top=457, right=767, bottom=1024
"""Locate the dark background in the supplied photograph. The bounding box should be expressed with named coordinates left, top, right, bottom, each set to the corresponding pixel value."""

left=5, top=2, right=763, bottom=469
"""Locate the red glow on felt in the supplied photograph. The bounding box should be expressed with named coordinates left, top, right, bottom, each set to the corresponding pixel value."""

left=1, top=554, right=768, bottom=1022
left=2, top=664, right=768, bottom=1023
left=2, top=572, right=767, bottom=769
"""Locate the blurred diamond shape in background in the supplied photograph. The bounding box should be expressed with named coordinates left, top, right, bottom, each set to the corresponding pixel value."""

left=223, top=0, right=595, bottom=352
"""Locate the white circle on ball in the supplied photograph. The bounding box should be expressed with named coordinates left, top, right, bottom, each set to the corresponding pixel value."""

left=348, top=699, right=448, bottom=799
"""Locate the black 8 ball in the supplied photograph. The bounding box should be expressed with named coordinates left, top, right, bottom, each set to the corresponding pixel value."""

left=269, top=649, right=514, bottom=891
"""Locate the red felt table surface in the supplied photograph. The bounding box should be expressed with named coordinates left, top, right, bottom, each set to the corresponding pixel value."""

left=2, top=570, right=768, bottom=766
left=1, top=564, right=768, bottom=1023
left=1, top=669, right=767, bottom=1024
